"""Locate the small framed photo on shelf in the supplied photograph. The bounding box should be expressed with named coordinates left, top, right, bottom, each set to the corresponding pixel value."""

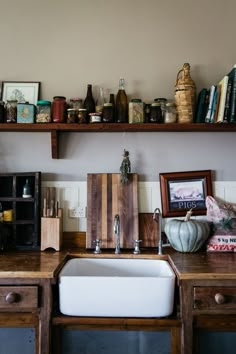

left=159, top=170, right=213, bottom=218
left=1, top=81, right=40, bottom=105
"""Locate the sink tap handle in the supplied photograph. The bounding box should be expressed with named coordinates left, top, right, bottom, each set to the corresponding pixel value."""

left=133, top=239, right=142, bottom=255
left=93, top=239, right=102, bottom=254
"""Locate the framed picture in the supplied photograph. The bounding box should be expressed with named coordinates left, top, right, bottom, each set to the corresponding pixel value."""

left=1, top=81, right=40, bottom=105
left=159, top=170, right=213, bottom=218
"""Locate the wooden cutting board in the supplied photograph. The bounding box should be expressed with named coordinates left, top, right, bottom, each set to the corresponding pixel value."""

left=86, top=173, right=139, bottom=249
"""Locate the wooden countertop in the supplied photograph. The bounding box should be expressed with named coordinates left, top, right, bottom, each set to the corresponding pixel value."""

left=0, top=251, right=67, bottom=278
left=1, top=248, right=236, bottom=281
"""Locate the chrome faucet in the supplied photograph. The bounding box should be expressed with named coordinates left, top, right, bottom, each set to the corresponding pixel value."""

left=114, top=214, right=121, bottom=254
left=153, top=208, right=163, bottom=255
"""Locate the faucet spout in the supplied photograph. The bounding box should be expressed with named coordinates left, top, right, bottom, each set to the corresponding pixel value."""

left=153, top=208, right=163, bottom=255
left=114, top=214, right=121, bottom=254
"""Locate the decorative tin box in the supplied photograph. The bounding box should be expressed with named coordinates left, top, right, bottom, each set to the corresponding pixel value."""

left=17, top=103, right=35, bottom=123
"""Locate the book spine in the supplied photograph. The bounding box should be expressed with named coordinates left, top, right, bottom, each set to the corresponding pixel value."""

left=223, top=80, right=232, bottom=122
left=229, top=67, right=236, bottom=122
left=205, top=85, right=215, bottom=123
left=216, top=75, right=229, bottom=123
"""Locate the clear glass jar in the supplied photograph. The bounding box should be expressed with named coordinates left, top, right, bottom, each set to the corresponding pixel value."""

left=78, top=108, right=87, bottom=124
left=36, top=100, right=51, bottom=123
left=6, top=100, right=17, bottom=123
left=67, top=108, right=77, bottom=123
left=149, top=102, right=162, bottom=123
left=164, top=102, right=177, bottom=123
left=103, top=103, right=114, bottom=122
left=70, top=97, right=83, bottom=110
left=128, top=99, right=144, bottom=123
left=52, top=96, right=66, bottom=123
left=89, top=112, right=102, bottom=123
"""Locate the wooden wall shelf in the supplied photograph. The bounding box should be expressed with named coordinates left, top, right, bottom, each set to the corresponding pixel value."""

left=0, top=123, right=235, bottom=159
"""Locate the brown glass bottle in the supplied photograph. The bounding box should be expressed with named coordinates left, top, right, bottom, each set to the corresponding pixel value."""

left=83, top=84, right=95, bottom=122
left=109, top=93, right=116, bottom=122
left=115, top=78, right=128, bottom=122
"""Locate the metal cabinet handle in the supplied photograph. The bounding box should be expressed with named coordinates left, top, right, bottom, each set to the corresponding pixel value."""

left=214, top=293, right=226, bottom=305
left=5, top=292, right=20, bottom=304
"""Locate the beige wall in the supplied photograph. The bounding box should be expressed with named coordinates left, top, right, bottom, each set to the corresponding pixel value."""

left=0, top=0, right=236, bottom=182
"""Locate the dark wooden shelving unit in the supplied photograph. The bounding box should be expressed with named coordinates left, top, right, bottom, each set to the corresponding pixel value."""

left=0, top=123, right=236, bottom=159
left=0, top=172, right=41, bottom=250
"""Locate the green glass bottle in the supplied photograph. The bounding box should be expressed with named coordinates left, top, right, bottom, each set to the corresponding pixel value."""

left=115, top=78, right=128, bottom=123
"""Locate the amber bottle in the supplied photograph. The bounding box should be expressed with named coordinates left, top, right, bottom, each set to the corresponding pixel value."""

left=115, top=78, right=128, bottom=122
left=83, top=84, right=95, bottom=122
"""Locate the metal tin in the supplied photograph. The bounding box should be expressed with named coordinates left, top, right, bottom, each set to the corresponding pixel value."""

left=17, top=103, right=35, bottom=123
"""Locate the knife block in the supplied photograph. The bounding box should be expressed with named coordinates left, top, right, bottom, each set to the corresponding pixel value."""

left=41, top=209, right=63, bottom=251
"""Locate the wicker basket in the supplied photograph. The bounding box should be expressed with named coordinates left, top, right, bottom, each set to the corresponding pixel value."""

left=175, top=63, right=196, bottom=124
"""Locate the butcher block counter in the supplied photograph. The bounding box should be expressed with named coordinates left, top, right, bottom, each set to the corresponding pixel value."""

left=1, top=249, right=236, bottom=354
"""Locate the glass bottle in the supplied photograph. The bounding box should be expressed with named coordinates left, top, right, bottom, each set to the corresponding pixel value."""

left=109, top=93, right=116, bottom=121
left=115, top=78, right=128, bottom=123
left=83, top=84, right=95, bottom=122
left=96, top=87, right=105, bottom=114
left=22, top=179, right=32, bottom=198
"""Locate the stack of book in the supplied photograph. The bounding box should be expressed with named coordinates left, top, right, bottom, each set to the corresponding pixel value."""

left=194, top=64, right=236, bottom=123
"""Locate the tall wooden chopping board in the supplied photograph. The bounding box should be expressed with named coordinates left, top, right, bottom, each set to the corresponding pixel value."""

left=86, top=173, right=139, bottom=249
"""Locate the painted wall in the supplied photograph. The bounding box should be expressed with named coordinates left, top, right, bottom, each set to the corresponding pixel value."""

left=0, top=1, right=236, bottom=353
left=0, top=0, right=236, bottom=182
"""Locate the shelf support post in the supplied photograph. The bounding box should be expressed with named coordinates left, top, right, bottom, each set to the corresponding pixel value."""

left=51, top=130, right=59, bottom=159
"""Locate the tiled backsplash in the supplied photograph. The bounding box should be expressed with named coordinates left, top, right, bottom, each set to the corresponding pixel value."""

left=42, top=181, right=234, bottom=232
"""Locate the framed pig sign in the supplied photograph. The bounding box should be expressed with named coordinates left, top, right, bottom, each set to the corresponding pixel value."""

left=159, top=170, right=213, bottom=217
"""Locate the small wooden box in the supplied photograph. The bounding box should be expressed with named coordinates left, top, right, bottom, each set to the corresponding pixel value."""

left=41, top=214, right=63, bottom=251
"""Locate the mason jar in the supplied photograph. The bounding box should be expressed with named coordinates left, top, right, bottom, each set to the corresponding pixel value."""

left=6, top=100, right=17, bottom=123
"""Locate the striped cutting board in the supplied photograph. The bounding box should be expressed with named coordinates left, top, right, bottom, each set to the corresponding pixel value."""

left=86, top=173, right=139, bottom=249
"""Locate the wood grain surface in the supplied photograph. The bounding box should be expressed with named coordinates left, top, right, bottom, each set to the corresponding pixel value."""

left=86, top=173, right=139, bottom=249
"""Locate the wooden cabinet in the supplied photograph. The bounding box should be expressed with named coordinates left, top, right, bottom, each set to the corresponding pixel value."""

left=0, top=172, right=41, bottom=250
left=0, top=286, right=38, bottom=310
left=194, top=287, right=236, bottom=310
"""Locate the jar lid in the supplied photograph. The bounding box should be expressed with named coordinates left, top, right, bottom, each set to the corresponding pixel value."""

left=89, top=112, right=102, bottom=116
left=53, top=96, right=66, bottom=99
left=151, top=102, right=161, bottom=106
left=7, top=99, right=17, bottom=102
left=104, top=103, right=112, bottom=107
left=154, top=98, right=167, bottom=102
left=78, top=108, right=87, bottom=111
left=37, top=100, right=51, bottom=105
left=70, top=97, right=82, bottom=101
left=131, top=99, right=142, bottom=102
left=67, top=108, right=76, bottom=111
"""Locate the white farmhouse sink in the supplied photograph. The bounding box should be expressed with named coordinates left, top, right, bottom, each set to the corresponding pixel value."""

left=59, top=257, right=176, bottom=318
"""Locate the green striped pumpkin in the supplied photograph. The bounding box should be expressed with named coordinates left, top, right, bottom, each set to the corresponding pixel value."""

left=164, top=210, right=210, bottom=253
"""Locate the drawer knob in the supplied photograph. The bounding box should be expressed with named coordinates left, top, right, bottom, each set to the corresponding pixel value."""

left=214, top=293, right=226, bottom=305
left=5, top=292, right=20, bottom=304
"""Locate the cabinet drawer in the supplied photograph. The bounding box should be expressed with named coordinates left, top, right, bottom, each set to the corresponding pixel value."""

left=0, top=286, right=38, bottom=310
left=194, top=287, right=236, bottom=310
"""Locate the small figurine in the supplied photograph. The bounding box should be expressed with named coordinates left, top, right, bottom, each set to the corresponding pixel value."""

left=120, top=149, right=131, bottom=184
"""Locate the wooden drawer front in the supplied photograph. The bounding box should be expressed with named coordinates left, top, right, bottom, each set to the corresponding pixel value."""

left=194, top=287, right=236, bottom=310
left=0, top=286, right=38, bottom=310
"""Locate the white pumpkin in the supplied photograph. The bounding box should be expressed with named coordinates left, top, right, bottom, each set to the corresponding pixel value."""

left=164, top=209, right=210, bottom=253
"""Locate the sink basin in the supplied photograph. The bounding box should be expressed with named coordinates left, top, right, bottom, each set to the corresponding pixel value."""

left=59, top=257, right=176, bottom=318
